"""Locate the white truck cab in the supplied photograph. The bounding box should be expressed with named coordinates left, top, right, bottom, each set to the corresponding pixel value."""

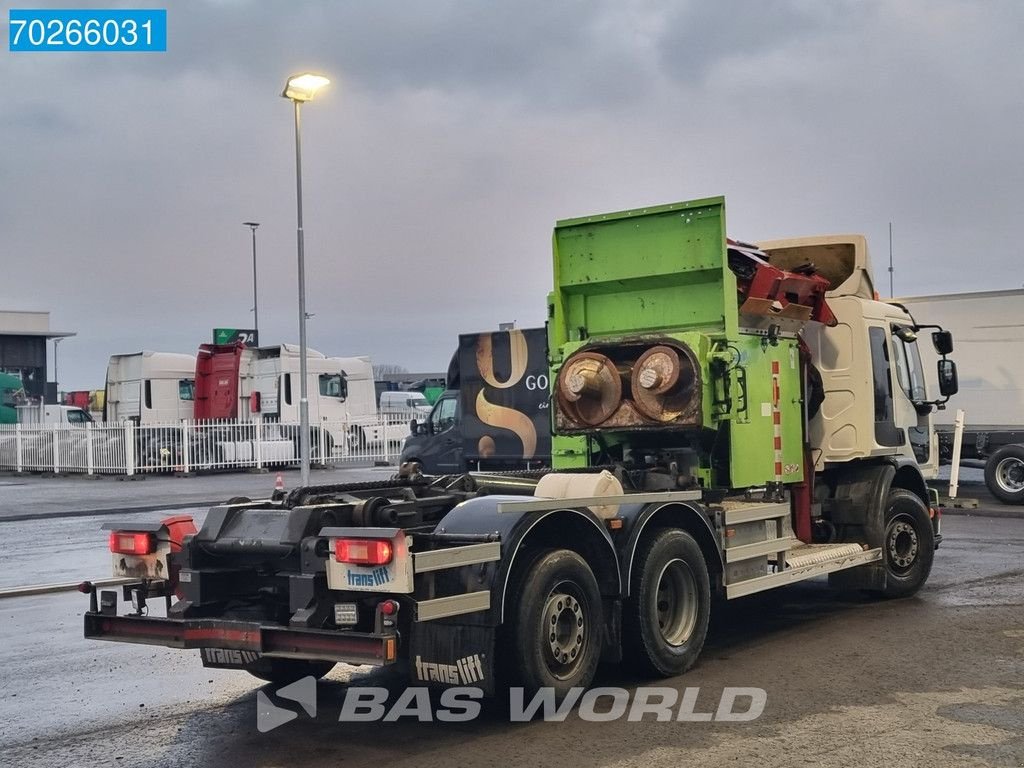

left=761, top=235, right=953, bottom=478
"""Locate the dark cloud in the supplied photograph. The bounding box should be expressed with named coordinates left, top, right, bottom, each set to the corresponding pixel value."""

left=1, top=0, right=1022, bottom=389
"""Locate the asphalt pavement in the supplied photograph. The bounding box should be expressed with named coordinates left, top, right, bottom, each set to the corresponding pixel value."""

left=0, top=514, right=1021, bottom=767
left=0, top=469, right=1021, bottom=767
left=0, top=465, right=392, bottom=521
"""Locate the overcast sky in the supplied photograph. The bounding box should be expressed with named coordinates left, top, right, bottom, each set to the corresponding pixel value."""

left=2, top=0, right=1022, bottom=389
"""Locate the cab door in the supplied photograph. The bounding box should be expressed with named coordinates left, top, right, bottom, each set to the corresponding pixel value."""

left=888, top=325, right=936, bottom=473
left=421, top=394, right=462, bottom=473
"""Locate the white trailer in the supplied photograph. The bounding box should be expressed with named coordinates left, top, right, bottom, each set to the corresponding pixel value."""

left=896, top=289, right=1024, bottom=503
left=104, top=351, right=197, bottom=424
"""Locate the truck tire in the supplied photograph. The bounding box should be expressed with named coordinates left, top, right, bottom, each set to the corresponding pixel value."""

left=874, top=488, right=935, bottom=599
left=984, top=445, right=1024, bottom=504
left=348, top=426, right=367, bottom=453
left=623, top=529, right=711, bottom=678
left=312, top=428, right=334, bottom=460
left=245, top=658, right=336, bottom=684
left=506, top=549, right=603, bottom=700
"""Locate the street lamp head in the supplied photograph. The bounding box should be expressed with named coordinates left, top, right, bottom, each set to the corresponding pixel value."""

left=243, top=221, right=260, bottom=229
left=282, top=73, right=330, bottom=102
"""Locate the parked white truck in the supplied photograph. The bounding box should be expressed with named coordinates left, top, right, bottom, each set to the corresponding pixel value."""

left=195, top=343, right=407, bottom=455
left=896, top=289, right=1024, bottom=503
left=104, top=351, right=197, bottom=424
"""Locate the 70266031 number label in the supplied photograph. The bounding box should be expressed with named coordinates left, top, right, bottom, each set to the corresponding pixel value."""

left=9, top=9, right=167, bottom=52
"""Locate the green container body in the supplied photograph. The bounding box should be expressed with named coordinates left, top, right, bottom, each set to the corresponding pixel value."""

left=547, top=196, right=805, bottom=489
left=0, top=372, right=23, bottom=425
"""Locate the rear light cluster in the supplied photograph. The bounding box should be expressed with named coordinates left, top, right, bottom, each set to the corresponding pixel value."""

left=334, top=538, right=393, bottom=566
left=108, top=532, right=155, bottom=556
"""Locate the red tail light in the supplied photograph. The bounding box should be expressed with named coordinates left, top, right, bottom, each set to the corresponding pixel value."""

left=109, top=531, right=155, bottom=555
left=334, top=538, right=393, bottom=566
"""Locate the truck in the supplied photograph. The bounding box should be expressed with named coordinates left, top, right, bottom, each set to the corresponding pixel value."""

left=194, top=342, right=406, bottom=455
left=401, top=327, right=552, bottom=473
left=64, top=389, right=106, bottom=421
left=82, top=196, right=957, bottom=701
left=16, top=403, right=93, bottom=424
left=896, top=289, right=1024, bottom=503
left=104, top=351, right=197, bottom=424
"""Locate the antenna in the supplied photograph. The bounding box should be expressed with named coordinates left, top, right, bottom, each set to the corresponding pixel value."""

left=888, top=222, right=894, bottom=297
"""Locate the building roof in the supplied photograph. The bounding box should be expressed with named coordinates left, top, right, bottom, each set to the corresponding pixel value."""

left=0, top=310, right=75, bottom=339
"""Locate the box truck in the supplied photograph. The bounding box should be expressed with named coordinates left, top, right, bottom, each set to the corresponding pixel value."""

left=896, top=289, right=1024, bottom=503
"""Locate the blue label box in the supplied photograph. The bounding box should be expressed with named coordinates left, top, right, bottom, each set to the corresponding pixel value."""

left=9, top=9, right=167, bottom=52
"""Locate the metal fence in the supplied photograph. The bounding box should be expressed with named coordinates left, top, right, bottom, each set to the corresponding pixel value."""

left=0, top=414, right=412, bottom=476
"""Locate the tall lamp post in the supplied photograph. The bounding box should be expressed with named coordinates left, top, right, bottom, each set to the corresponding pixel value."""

left=282, top=72, right=330, bottom=487
left=243, top=221, right=260, bottom=340
left=52, top=337, right=64, bottom=400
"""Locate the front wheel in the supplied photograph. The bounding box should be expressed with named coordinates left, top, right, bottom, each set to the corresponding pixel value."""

left=506, top=549, right=603, bottom=700
left=984, top=445, right=1024, bottom=504
left=623, top=529, right=711, bottom=677
left=874, top=489, right=935, bottom=598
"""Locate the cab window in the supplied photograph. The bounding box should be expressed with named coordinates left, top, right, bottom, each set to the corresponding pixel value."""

left=890, top=327, right=927, bottom=402
left=319, top=373, right=348, bottom=399
left=179, top=379, right=195, bottom=402
left=869, top=326, right=902, bottom=446
left=431, top=397, right=457, bottom=432
left=67, top=409, right=91, bottom=424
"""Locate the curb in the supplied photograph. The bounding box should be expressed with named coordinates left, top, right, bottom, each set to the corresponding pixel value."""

left=937, top=506, right=1024, bottom=520
left=0, top=501, right=224, bottom=524
left=0, top=577, right=133, bottom=600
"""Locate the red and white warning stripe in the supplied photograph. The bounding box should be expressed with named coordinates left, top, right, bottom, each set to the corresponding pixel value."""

left=771, top=360, right=783, bottom=482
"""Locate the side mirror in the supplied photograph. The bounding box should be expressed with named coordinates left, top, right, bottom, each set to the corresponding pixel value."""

left=932, top=330, right=954, bottom=356
left=409, top=418, right=418, bottom=435
left=937, top=359, right=959, bottom=397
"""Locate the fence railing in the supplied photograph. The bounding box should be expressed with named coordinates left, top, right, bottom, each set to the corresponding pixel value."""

left=0, top=414, right=413, bottom=476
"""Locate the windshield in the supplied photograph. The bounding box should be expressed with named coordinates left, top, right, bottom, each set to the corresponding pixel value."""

left=66, top=409, right=92, bottom=424
left=890, top=327, right=927, bottom=402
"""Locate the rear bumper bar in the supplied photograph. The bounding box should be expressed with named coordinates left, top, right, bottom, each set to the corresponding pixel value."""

left=83, top=612, right=398, bottom=666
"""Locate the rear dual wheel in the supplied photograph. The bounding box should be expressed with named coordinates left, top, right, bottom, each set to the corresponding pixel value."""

left=507, top=549, right=603, bottom=699
left=624, top=529, right=711, bottom=677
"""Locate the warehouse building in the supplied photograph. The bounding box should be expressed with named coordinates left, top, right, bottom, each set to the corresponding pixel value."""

left=0, top=310, right=75, bottom=402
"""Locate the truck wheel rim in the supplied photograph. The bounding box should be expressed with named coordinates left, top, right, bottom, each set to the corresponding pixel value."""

left=995, top=457, right=1024, bottom=494
left=542, top=582, right=586, bottom=680
left=655, top=558, right=698, bottom=646
left=886, top=514, right=919, bottom=573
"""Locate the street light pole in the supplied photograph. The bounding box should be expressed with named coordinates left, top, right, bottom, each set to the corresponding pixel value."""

left=282, top=72, right=330, bottom=487
left=243, top=222, right=260, bottom=340
left=293, top=98, right=311, bottom=486
left=53, top=337, right=64, bottom=398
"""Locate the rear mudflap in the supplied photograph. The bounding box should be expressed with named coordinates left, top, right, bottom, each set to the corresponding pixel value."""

left=409, top=622, right=496, bottom=696
left=200, top=648, right=262, bottom=669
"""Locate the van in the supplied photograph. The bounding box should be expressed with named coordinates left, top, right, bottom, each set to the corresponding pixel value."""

left=379, top=390, right=432, bottom=417
left=400, top=327, right=551, bottom=473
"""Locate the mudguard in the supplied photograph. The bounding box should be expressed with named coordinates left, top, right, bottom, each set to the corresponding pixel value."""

left=615, top=500, right=722, bottom=596
left=434, top=495, right=624, bottom=623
